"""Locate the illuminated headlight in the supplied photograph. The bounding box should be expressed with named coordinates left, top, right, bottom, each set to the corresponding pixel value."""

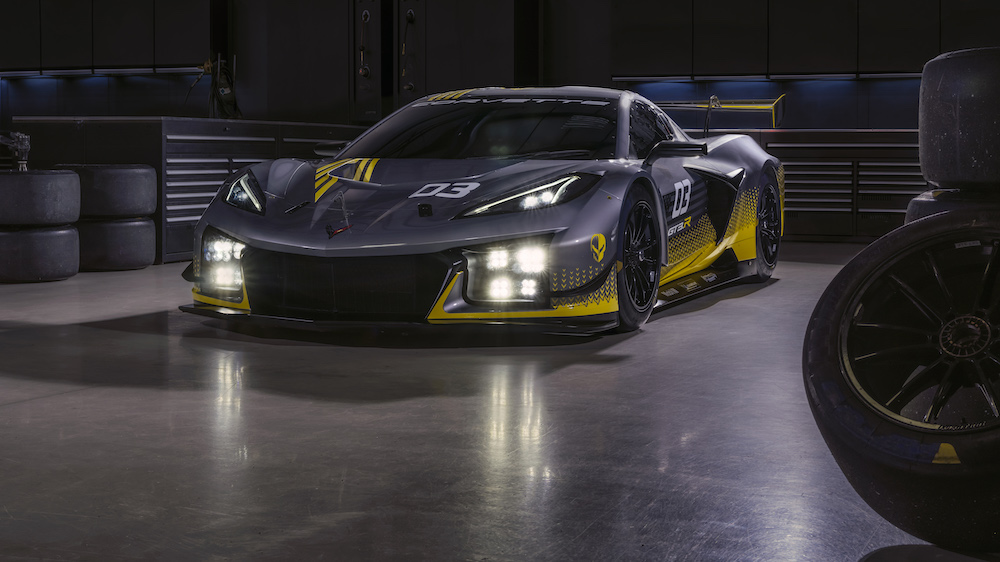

left=197, top=228, right=247, bottom=299
left=458, top=173, right=600, bottom=217
left=223, top=170, right=266, bottom=215
left=464, top=242, right=549, bottom=304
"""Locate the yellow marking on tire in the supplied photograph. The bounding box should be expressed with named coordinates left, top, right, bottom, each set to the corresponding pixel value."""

left=932, top=443, right=961, bottom=464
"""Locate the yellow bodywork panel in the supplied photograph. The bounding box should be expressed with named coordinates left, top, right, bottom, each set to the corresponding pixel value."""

left=659, top=186, right=761, bottom=286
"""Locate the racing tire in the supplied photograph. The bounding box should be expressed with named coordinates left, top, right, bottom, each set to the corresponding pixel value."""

left=803, top=209, right=1000, bottom=551
left=751, top=174, right=781, bottom=281
left=56, top=164, right=157, bottom=218
left=0, top=226, right=79, bottom=282
left=614, top=186, right=661, bottom=332
left=77, top=218, right=156, bottom=271
left=0, top=170, right=80, bottom=226
left=919, top=47, right=1000, bottom=190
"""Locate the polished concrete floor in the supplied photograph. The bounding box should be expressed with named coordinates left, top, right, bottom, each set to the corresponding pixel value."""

left=0, top=243, right=990, bottom=560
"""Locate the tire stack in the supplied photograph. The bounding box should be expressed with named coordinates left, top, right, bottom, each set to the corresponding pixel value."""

left=0, top=170, right=81, bottom=282
left=806, top=47, right=1000, bottom=552
left=57, top=164, right=157, bottom=272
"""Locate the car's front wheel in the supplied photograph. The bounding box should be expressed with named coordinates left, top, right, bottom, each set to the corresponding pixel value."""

left=615, top=187, right=661, bottom=332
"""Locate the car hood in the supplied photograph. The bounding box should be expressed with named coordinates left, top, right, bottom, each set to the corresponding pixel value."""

left=220, top=157, right=607, bottom=252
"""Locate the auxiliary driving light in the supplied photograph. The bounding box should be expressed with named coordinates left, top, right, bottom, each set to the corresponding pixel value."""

left=464, top=242, right=549, bottom=304
left=198, top=228, right=247, bottom=299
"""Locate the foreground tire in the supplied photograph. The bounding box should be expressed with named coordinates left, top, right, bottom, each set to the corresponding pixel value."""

left=0, top=226, right=79, bottom=282
left=804, top=209, right=1000, bottom=551
left=919, top=47, right=1000, bottom=189
left=615, top=186, right=661, bottom=332
left=0, top=170, right=80, bottom=226
left=77, top=218, right=155, bottom=271
left=751, top=174, right=781, bottom=281
left=56, top=164, right=157, bottom=218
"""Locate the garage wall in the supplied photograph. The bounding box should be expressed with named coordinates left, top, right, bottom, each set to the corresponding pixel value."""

left=3, top=0, right=1000, bottom=129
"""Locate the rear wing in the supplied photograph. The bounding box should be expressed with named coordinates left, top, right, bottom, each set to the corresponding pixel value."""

left=656, top=94, right=785, bottom=134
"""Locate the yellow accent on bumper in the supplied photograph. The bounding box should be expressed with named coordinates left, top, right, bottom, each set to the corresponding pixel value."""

left=192, top=285, right=250, bottom=311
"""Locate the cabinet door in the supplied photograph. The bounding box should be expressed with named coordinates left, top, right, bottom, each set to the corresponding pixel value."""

left=769, top=0, right=857, bottom=75
left=0, top=1, right=41, bottom=71
left=93, top=0, right=155, bottom=68
left=693, top=0, right=767, bottom=77
left=155, top=0, right=210, bottom=67
left=859, top=0, right=938, bottom=73
left=611, top=0, right=692, bottom=78
left=942, top=0, right=1000, bottom=51
left=41, top=0, right=93, bottom=70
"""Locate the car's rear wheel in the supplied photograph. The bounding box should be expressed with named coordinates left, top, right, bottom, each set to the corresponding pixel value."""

left=615, top=187, right=661, bottom=332
left=803, top=209, right=1000, bottom=551
left=752, top=175, right=781, bottom=281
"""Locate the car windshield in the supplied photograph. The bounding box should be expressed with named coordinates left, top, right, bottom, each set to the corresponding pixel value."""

left=339, top=96, right=619, bottom=160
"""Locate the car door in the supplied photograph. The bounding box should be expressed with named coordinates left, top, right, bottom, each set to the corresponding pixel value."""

left=628, top=99, right=708, bottom=266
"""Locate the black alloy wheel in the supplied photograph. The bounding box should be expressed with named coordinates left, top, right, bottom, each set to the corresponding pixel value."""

left=751, top=179, right=781, bottom=281
left=758, top=183, right=781, bottom=269
left=843, top=230, right=1000, bottom=430
left=616, top=188, right=661, bottom=332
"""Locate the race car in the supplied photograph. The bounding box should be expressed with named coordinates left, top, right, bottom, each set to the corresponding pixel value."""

left=180, top=86, right=783, bottom=333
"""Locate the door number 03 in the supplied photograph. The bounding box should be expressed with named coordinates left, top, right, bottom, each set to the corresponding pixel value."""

left=671, top=179, right=691, bottom=219
left=409, top=182, right=481, bottom=199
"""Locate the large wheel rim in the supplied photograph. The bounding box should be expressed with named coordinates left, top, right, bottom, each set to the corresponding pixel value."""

left=758, top=184, right=780, bottom=268
left=841, top=230, right=1000, bottom=431
left=622, top=200, right=659, bottom=310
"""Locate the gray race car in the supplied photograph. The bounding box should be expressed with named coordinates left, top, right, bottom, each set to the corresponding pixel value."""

left=181, top=86, right=783, bottom=333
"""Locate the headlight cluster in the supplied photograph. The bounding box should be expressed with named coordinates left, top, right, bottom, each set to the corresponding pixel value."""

left=464, top=242, right=548, bottom=304
left=459, top=173, right=600, bottom=217
left=198, top=228, right=246, bottom=300
left=224, top=170, right=266, bottom=215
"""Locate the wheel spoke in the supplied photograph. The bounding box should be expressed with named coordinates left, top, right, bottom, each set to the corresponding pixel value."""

left=888, top=356, right=948, bottom=408
left=853, top=322, right=935, bottom=337
left=854, top=343, right=935, bottom=362
left=924, top=252, right=956, bottom=316
left=977, top=240, right=1000, bottom=312
left=924, top=362, right=960, bottom=423
left=888, top=274, right=943, bottom=325
left=973, top=360, right=1000, bottom=418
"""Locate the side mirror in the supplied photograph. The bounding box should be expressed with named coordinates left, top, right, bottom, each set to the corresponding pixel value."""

left=643, top=140, right=707, bottom=165
left=314, top=140, right=349, bottom=157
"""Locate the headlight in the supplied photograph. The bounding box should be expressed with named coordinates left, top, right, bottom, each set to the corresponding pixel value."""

left=223, top=170, right=265, bottom=215
left=458, top=173, right=600, bottom=217
left=463, top=240, right=549, bottom=304
left=197, top=228, right=246, bottom=300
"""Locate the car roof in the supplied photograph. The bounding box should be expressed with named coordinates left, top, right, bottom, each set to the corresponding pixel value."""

left=424, top=86, right=626, bottom=103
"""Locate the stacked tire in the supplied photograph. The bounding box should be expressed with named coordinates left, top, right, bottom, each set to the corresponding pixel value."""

left=57, top=164, right=157, bottom=271
left=0, top=170, right=81, bottom=282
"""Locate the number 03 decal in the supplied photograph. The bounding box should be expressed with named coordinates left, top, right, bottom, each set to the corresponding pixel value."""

left=671, top=179, right=692, bottom=219
left=409, top=182, right=481, bottom=199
